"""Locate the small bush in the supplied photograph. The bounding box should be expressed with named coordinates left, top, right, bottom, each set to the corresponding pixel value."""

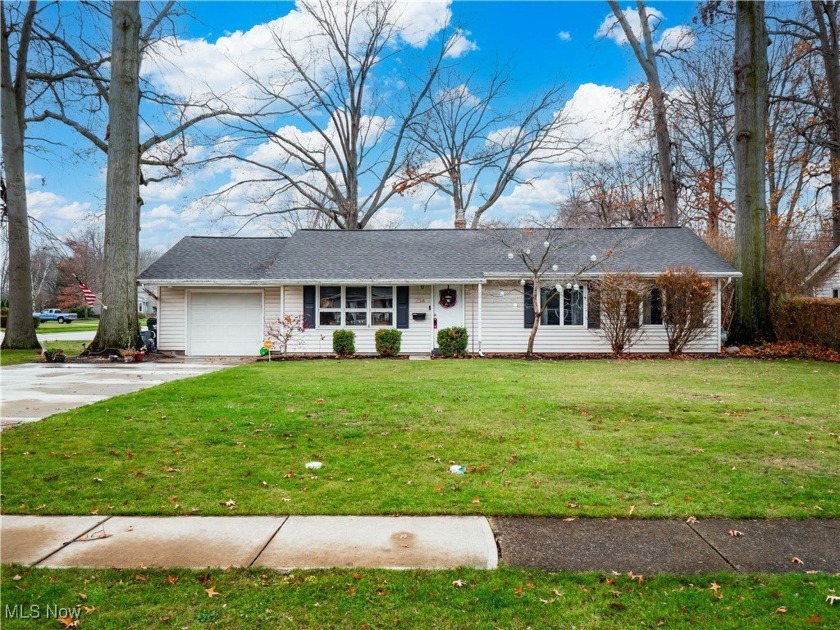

left=332, top=329, right=356, bottom=356
left=437, top=326, right=468, bottom=357
left=33, top=316, right=40, bottom=329
left=375, top=328, right=402, bottom=357
left=656, top=267, right=713, bottom=354
left=774, top=298, right=840, bottom=351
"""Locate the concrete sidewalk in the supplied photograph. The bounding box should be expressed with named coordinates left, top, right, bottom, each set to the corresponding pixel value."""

left=2, top=515, right=837, bottom=573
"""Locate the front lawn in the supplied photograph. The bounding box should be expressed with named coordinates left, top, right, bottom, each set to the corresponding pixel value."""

left=0, top=341, right=87, bottom=366
left=1, top=565, right=836, bottom=629
left=35, top=318, right=100, bottom=333
left=1, top=359, right=837, bottom=518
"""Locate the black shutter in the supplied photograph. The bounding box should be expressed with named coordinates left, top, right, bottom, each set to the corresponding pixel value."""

left=523, top=282, right=535, bottom=328
left=396, top=286, right=409, bottom=329
left=587, top=284, right=601, bottom=329
left=303, top=285, right=316, bottom=329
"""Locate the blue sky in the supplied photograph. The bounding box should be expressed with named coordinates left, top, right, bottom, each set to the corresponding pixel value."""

left=24, top=1, right=701, bottom=251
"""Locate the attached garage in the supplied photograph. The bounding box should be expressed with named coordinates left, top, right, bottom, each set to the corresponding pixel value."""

left=187, top=291, right=263, bottom=356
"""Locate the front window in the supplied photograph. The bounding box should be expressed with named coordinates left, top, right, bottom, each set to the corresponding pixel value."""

left=642, top=286, right=663, bottom=325
left=345, top=286, right=367, bottom=326
left=371, top=286, right=394, bottom=326
left=564, top=287, right=584, bottom=326
left=319, top=286, right=342, bottom=326
left=317, top=286, right=395, bottom=327
left=540, top=288, right=561, bottom=326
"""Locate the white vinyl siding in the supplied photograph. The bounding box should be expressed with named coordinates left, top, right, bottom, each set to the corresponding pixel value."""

left=814, top=262, right=840, bottom=298
left=285, top=285, right=433, bottom=354
left=478, top=280, right=720, bottom=354
left=157, top=280, right=720, bottom=356
left=157, top=286, right=185, bottom=351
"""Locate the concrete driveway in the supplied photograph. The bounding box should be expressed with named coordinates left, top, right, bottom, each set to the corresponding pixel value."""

left=1, top=362, right=226, bottom=428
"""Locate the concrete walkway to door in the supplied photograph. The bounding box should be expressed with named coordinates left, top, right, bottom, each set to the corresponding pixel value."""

left=0, top=362, right=226, bottom=428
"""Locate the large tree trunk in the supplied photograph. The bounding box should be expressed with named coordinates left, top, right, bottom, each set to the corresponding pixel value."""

left=1, top=2, right=40, bottom=350
left=732, top=1, right=772, bottom=342
left=87, top=1, right=141, bottom=352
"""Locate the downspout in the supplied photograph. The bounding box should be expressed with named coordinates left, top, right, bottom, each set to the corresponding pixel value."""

left=477, top=282, right=484, bottom=357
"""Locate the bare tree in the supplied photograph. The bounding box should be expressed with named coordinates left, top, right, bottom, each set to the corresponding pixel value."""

left=1, top=1, right=40, bottom=349
left=25, top=3, right=232, bottom=351
left=769, top=1, right=840, bottom=247
left=670, top=40, right=735, bottom=234
left=205, top=0, right=449, bottom=231
left=606, top=0, right=680, bottom=226
left=733, top=0, right=772, bottom=342
left=590, top=273, right=650, bottom=354
left=495, top=225, right=607, bottom=356
left=395, top=69, right=580, bottom=228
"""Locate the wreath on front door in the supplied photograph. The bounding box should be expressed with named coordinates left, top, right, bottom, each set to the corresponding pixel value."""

left=438, top=287, right=457, bottom=308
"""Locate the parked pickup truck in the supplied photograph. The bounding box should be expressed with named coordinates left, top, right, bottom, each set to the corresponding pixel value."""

left=33, top=309, right=78, bottom=324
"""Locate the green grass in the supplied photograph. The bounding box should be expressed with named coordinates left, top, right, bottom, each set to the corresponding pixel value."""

left=1, top=319, right=100, bottom=334
left=0, top=341, right=88, bottom=366
left=35, top=318, right=100, bottom=333
left=2, top=359, right=837, bottom=518
left=1, top=566, right=837, bottom=629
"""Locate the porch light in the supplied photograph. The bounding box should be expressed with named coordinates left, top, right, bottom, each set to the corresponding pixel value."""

left=590, top=254, right=597, bottom=262
left=552, top=264, right=558, bottom=271
left=566, top=282, right=572, bottom=289
left=573, top=283, right=579, bottom=291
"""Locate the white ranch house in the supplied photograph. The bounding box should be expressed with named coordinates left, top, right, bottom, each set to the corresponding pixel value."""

left=138, top=228, right=739, bottom=357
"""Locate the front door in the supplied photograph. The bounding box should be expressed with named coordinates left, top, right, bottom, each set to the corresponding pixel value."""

left=432, top=284, right=464, bottom=349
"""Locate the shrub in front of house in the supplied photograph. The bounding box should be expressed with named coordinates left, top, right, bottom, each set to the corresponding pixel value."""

left=375, top=328, right=401, bottom=357
left=656, top=267, right=713, bottom=354
left=332, top=329, right=356, bottom=356
left=437, top=326, right=468, bottom=357
left=775, top=298, right=840, bottom=351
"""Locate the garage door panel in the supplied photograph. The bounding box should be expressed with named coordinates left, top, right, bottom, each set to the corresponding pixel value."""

left=189, top=292, right=262, bottom=356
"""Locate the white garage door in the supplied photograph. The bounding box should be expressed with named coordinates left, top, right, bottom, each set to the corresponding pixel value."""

left=188, top=291, right=263, bottom=356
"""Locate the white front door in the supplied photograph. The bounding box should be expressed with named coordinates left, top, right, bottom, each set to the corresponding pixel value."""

left=188, top=291, right=263, bottom=356
left=432, top=284, right=464, bottom=348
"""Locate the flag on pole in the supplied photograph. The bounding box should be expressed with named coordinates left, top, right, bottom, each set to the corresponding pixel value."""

left=73, top=274, right=97, bottom=308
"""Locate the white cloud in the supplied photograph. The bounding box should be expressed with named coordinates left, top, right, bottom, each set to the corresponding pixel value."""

left=595, top=5, right=694, bottom=53
left=557, top=31, right=572, bottom=42
left=27, top=190, right=92, bottom=222
left=147, top=204, right=176, bottom=218
left=145, top=0, right=455, bottom=110
left=656, top=25, right=696, bottom=53
left=445, top=29, right=479, bottom=58
left=596, top=5, right=664, bottom=45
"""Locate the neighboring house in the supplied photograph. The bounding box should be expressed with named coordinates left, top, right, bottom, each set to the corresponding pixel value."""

left=137, top=228, right=739, bottom=357
left=805, top=244, right=840, bottom=299
left=92, top=287, right=158, bottom=316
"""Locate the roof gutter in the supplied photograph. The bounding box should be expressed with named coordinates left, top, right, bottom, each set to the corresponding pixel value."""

left=138, top=278, right=488, bottom=286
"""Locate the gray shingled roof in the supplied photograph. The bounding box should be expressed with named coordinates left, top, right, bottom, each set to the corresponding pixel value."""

left=138, top=228, right=738, bottom=282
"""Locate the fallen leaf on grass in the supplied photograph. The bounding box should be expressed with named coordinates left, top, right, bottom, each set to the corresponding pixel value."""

left=83, top=606, right=96, bottom=614
left=205, top=586, right=220, bottom=598
left=709, top=582, right=721, bottom=594
left=471, top=497, right=481, bottom=504
left=628, top=573, right=644, bottom=583
left=219, top=499, right=236, bottom=509
left=826, top=594, right=840, bottom=605
left=452, top=579, right=466, bottom=588
left=775, top=607, right=788, bottom=614
left=57, top=616, right=78, bottom=628
left=78, top=593, right=87, bottom=601
left=628, top=505, right=636, bottom=517
left=167, top=575, right=179, bottom=585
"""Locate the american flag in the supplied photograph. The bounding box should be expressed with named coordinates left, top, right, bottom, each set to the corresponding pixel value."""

left=73, top=274, right=97, bottom=308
